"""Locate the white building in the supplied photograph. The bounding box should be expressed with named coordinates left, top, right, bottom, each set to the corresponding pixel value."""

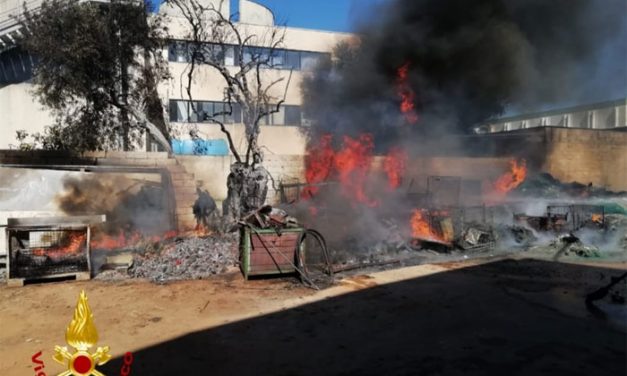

left=0, top=0, right=352, bottom=154
left=477, top=98, right=627, bottom=133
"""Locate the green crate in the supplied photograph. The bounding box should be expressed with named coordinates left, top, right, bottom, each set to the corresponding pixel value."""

left=240, top=227, right=305, bottom=280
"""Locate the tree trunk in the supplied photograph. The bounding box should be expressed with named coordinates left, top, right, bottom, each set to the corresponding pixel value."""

left=222, top=162, right=269, bottom=221
left=126, top=106, right=172, bottom=153
left=143, top=47, right=171, bottom=150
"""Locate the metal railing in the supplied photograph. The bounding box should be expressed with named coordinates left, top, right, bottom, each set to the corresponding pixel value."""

left=0, top=0, right=43, bottom=32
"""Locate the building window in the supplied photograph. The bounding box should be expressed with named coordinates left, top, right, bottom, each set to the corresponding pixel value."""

left=271, top=105, right=285, bottom=125
left=0, top=47, right=36, bottom=85
left=284, top=105, right=302, bottom=125
left=167, top=40, right=329, bottom=71
left=169, top=99, right=303, bottom=126
left=285, top=50, right=301, bottom=70
left=588, top=111, right=595, bottom=129
left=168, top=41, right=189, bottom=63
left=300, top=51, right=321, bottom=70
left=224, top=45, right=236, bottom=66
left=270, top=49, right=285, bottom=68
left=613, top=107, right=619, bottom=128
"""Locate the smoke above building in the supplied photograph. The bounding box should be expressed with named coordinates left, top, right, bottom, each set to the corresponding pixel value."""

left=302, top=0, right=626, bottom=147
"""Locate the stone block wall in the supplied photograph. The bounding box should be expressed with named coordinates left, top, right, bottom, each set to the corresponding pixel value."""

left=448, top=127, right=627, bottom=191
left=177, top=154, right=306, bottom=207
left=542, top=128, right=627, bottom=191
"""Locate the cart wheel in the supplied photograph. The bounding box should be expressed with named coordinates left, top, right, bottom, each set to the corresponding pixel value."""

left=297, top=229, right=333, bottom=287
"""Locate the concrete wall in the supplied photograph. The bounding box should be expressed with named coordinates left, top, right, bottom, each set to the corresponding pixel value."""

left=164, top=65, right=306, bottom=105
left=177, top=154, right=305, bottom=206
left=0, top=83, right=54, bottom=149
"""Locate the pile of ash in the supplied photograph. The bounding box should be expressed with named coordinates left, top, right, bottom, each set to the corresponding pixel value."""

left=129, top=234, right=238, bottom=283
left=95, top=233, right=239, bottom=283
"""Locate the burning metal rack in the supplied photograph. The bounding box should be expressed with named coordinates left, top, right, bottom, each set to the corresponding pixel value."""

left=5, top=215, right=105, bottom=286
left=514, top=204, right=606, bottom=233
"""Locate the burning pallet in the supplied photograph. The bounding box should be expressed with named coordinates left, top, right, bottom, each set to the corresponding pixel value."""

left=5, top=215, right=105, bottom=286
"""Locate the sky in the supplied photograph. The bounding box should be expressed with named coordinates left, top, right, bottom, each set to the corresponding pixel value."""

left=233, top=0, right=382, bottom=32
left=151, top=0, right=384, bottom=32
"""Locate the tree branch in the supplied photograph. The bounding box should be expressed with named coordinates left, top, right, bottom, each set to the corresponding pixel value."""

left=167, top=0, right=291, bottom=165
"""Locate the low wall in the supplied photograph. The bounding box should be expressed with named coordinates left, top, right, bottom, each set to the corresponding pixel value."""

left=442, top=128, right=627, bottom=191
left=543, top=128, right=627, bottom=191
left=178, top=154, right=512, bottom=205
left=1, top=127, right=625, bottom=216
left=0, top=150, right=96, bottom=165
left=177, top=154, right=305, bottom=205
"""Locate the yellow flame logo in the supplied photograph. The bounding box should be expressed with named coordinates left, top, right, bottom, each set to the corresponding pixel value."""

left=54, top=290, right=111, bottom=376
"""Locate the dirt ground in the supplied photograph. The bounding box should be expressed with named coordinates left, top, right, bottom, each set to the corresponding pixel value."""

left=0, top=256, right=626, bottom=376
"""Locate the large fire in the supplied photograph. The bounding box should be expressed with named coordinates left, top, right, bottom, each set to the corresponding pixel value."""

left=492, top=158, right=527, bottom=195
left=304, top=134, right=409, bottom=207
left=396, top=62, right=418, bottom=124
left=303, top=133, right=379, bottom=207
left=301, top=63, right=417, bottom=207
left=383, top=147, right=408, bottom=190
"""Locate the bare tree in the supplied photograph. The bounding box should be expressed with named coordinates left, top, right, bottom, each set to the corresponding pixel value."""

left=167, top=0, right=292, bottom=220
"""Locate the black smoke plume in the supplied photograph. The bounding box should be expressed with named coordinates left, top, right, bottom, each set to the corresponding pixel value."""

left=302, top=0, right=626, bottom=148
left=56, top=175, right=172, bottom=237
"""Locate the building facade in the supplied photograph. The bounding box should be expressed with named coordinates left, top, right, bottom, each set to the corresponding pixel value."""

left=477, top=98, right=627, bottom=133
left=0, top=0, right=352, bottom=154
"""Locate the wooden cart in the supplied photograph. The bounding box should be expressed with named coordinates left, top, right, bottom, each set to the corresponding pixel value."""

left=239, top=227, right=304, bottom=280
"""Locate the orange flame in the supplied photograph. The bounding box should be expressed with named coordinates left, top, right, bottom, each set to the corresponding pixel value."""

left=303, top=134, right=335, bottom=199
left=493, top=159, right=527, bottom=194
left=32, top=231, right=87, bottom=258
left=334, top=134, right=379, bottom=207
left=396, top=62, right=418, bottom=124
left=303, top=134, right=380, bottom=207
left=410, top=209, right=443, bottom=242
left=591, top=214, right=602, bottom=223
left=90, top=229, right=180, bottom=250
left=383, top=147, right=408, bottom=190
left=34, top=227, right=209, bottom=255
